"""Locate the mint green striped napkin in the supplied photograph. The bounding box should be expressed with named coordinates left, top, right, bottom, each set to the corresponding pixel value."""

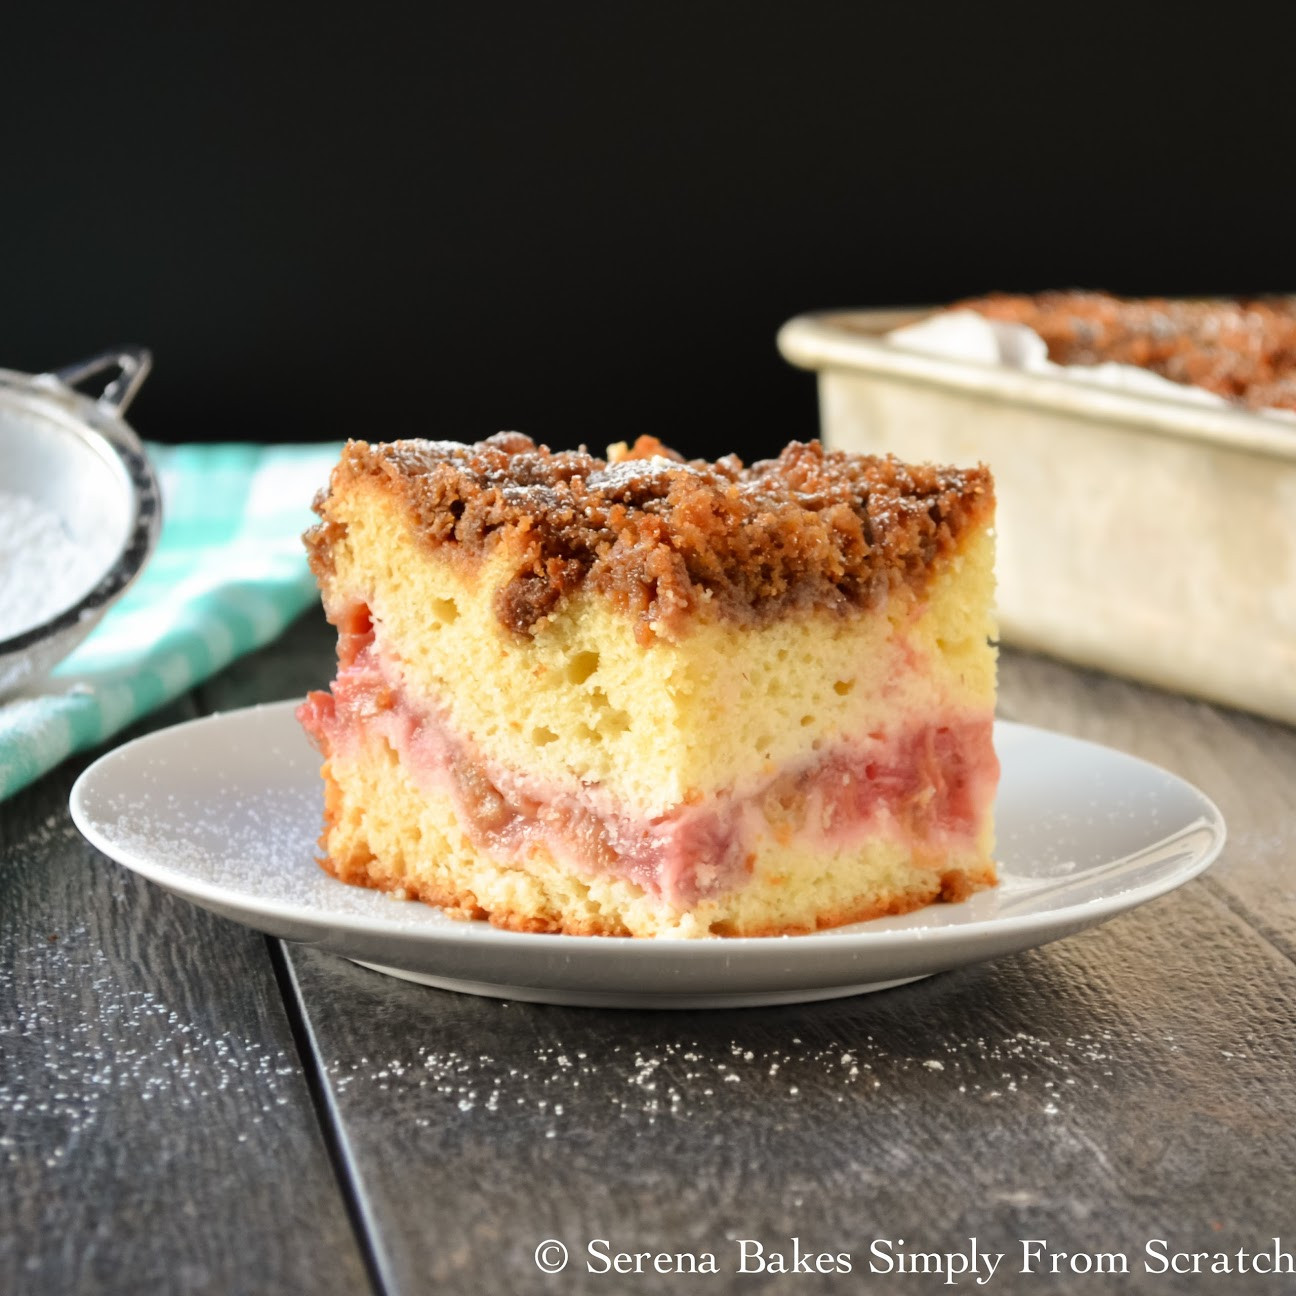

left=0, top=442, right=340, bottom=801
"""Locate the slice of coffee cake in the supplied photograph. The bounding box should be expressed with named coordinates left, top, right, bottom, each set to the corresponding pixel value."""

left=297, top=434, right=998, bottom=937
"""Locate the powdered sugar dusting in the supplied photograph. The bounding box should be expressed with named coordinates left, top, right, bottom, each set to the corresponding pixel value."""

left=0, top=926, right=301, bottom=1171
left=586, top=457, right=702, bottom=491
left=319, top=1018, right=1222, bottom=1133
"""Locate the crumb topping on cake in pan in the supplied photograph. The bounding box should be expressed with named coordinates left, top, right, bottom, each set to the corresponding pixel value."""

left=307, top=434, right=993, bottom=643
left=959, top=291, right=1296, bottom=412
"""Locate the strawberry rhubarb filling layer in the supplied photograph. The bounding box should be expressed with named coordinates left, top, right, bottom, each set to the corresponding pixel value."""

left=297, top=644, right=998, bottom=910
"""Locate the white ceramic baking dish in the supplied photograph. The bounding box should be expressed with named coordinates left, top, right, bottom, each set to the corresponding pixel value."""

left=778, top=308, right=1296, bottom=726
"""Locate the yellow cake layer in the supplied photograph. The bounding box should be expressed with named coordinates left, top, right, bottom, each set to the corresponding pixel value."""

left=316, top=480, right=998, bottom=816
left=320, top=733, right=997, bottom=938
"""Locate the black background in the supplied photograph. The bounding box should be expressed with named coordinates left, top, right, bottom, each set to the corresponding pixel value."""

left=5, top=3, right=1294, bottom=462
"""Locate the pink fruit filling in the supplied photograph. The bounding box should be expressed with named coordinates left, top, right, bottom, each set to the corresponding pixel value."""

left=298, top=648, right=998, bottom=908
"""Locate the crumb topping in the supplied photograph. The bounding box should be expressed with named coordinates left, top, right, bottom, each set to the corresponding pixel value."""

left=307, top=434, right=993, bottom=643
left=958, top=291, right=1296, bottom=412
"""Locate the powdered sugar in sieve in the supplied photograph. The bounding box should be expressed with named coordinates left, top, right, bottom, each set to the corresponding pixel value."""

left=0, top=490, right=105, bottom=642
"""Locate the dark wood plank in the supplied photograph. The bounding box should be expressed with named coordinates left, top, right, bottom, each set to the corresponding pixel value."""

left=284, top=886, right=1296, bottom=1295
left=0, top=700, right=371, bottom=1294
left=998, top=648, right=1296, bottom=959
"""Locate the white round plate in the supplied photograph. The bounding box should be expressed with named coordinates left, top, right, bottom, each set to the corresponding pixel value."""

left=69, top=702, right=1225, bottom=1009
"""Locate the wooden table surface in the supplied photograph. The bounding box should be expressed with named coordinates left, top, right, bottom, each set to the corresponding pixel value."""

left=3, top=609, right=1295, bottom=1295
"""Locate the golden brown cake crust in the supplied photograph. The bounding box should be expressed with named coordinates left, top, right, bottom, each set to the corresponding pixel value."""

left=958, top=290, right=1296, bottom=412
left=315, top=757, right=997, bottom=937
left=306, top=434, right=994, bottom=643
left=322, top=847, right=992, bottom=937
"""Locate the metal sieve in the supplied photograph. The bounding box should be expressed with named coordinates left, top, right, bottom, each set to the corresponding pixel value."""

left=0, top=348, right=160, bottom=696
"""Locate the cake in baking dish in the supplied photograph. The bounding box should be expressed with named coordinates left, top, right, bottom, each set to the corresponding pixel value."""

left=296, top=434, right=999, bottom=938
left=958, top=291, right=1296, bottom=413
